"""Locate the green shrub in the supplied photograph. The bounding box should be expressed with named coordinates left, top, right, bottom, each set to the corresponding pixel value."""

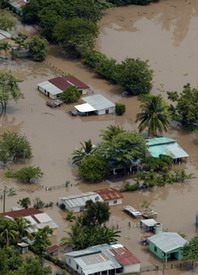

left=115, top=103, right=126, bottom=115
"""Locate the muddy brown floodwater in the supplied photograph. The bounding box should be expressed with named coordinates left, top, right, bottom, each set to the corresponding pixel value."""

left=1, top=0, right=198, bottom=274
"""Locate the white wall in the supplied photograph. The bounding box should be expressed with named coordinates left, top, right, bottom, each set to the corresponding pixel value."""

left=123, top=263, right=141, bottom=273
left=108, top=198, right=123, bottom=206
left=64, top=201, right=81, bottom=213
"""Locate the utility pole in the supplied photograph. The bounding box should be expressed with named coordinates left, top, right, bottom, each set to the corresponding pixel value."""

left=3, top=186, right=7, bottom=213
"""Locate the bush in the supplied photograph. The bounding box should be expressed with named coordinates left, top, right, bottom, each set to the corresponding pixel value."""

left=28, top=36, right=48, bottom=62
left=115, top=103, right=126, bottom=115
left=120, top=182, right=139, bottom=192
left=59, top=86, right=81, bottom=103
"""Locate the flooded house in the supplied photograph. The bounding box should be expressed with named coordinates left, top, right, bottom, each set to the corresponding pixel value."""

left=74, top=94, right=115, bottom=116
left=0, top=208, right=59, bottom=235
left=140, top=219, right=162, bottom=234
left=65, top=243, right=141, bottom=275
left=146, top=137, right=189, bottom=162
left=38, top=76, right=90, bottom=99
left=148, top=232, right=188, bottom=262
left=59, top=188, right=123, bottom=213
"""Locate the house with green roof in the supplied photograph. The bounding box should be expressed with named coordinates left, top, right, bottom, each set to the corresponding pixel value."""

left=146, top=137, right=189, bottom=162
left=148, top=232, right=188, bottom=262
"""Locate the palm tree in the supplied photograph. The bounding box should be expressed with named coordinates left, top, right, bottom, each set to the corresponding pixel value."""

left=14, top=216, right=33, bottom=239
left=72, top=139, right=96, bottom=164
left=0, top=219, right=19, bottom=248
left=136, top=95, right=170, bottom=137
left=100, top=125, right=124, bottom=142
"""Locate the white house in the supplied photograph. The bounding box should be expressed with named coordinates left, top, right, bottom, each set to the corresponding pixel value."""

left=38, top=76, right=90, bottom=99
left=59, top=188, right=123, bottom=213
left=59, top=192, right=103, bottom=213
left=65, top=243, right=141, bottom=275
left=95, top=188, right=123, bottom=206
left=0, top=208, right=58, bottom=235
left=74, top=94, right=115, bottom=116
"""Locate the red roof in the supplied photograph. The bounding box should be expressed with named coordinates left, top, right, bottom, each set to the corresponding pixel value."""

left=95, top=188, right=123, bottom=201
left=48, top=76, right=89, bottom=91
left=47, top=244, right=59, bottom=253
left=0, top=208, right=43, bottom=218
left=111, top=246, right=141, bottom=265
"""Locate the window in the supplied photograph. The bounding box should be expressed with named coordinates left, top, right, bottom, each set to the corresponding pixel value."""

left=102, top=271, right=107, bottom=275
left=113, top=200, right=117, bottom=204
left=116, top=268, right=123, bottom=273
left=154, top=246, right=157, bottom=252
left=76, top=264, right=79, bottom=270
left=109, top=269, right=115, bottom=275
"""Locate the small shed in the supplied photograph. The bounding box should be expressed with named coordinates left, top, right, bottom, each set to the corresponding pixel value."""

left=47, top=244, right=59, bottom=256
left=148, top=232, right=188, bottom=262
left=146, top=137, right=189, bottom=162
left=74, top=94, right=115, bottom=116
left=124, top=205, right=142, bottom=218
left=140, top=219, right=162, bottom=233
left=17, top=242, right=29, bottom=254
left=8, top=0, right=28, bottom=16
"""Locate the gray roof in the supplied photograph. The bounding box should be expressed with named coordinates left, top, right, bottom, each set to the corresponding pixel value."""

left=60, top=192, right=103, bottom=208
left=66, top=244, right=122, bottom=275
left=141, top=219, right=158, bottom=227
left=82, top=94, right=115, bottom=111
left=148, top=232, right=188, bottom=252
left=38, top=81, right=62, bottom=96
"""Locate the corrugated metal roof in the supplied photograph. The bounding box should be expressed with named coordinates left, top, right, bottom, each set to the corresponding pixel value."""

left=82, top=94, right=115, bottom=111
left=110, top=244, right=141, bottom=265
left=95, top=188, right=123, bottom=201
left=38, top=81, right=62, bottom=95
left=148, top=232, right=188, bottom=253
left=65, top=76, right=89, bottom=89
left=60, top=192, right=103, bottom=208
left=48, top=76, right=89, bottom=91
left=141, top=219, right=158, bottom=227
left=146, top=137, right=189, bottom=159
left=0, top=208, right=43, bottom=217
left=9, top=0, right=27, bottom=9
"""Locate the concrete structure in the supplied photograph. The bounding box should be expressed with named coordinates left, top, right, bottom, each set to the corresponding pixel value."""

left=66, top=243, right=141, bottom=275
left=140, top=219, right=162, bottom=233
left=146, top=137, right=189, bottom=162
left=0, top=208, right=58, bottom=234
left=38, top=76, right=89, bottom=99
left=148, top=232, right=188, bottom=262
left=74, top=94, right=115, bottom=116
left=8, top=0, right=29, bottom=15
left=17, top=242, right=29, bottom=254
left=95, top=188, right=123, bottom=206
left=59, top=188, right=123, bottom=213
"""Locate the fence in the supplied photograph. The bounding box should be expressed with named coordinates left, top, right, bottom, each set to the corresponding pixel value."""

left=141, top=261, right=194, bottom=273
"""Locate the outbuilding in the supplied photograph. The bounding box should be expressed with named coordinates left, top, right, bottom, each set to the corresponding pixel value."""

left=95, top=188, right=123, bottom=206
left=38, top=76, right=89, bottom=99
left=74, top=94, right=115, bottom=116
left=148, top=232, right=188, bottom=262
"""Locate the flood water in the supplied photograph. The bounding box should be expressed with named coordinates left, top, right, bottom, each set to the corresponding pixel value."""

left=1, top=0, right=198, bottom=273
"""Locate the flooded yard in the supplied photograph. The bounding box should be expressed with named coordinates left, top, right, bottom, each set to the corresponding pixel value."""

left=1, top=0, right=198, bottom=273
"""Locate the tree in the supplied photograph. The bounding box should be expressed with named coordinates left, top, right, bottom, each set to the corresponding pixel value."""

left=0, top=41, right=11, bottom=59
left=82, top=200, right=110, bottom=227
left=0, top=10, right=16, bottom=31
left=79, top=155, right=110, bottom=181
left=167, top=83, right=198, bottom=126
left=0, top=219, right=19, bottom=248
left=6, top=166, right=44, bottom=183
left=17, top=197, right=31, bottom=209
left=28, top=36, right=48, bottom=62
left=183, top=236, right=198, bottom=261
left=115, top=103, right=126, bottom=115
left=72, top=139, right=96, bottom=164
left=0, top=131, right=32, bottom=160
left=22, top=0, right=41, bottom=24
left=33, top=197, right=45, bottom=209
left=59, top=86, right=81, bottom=103
left=136, top=95, right=170, bottom=136
left=0, top=72, right=23, bottom=113
left=53, top=17, right=98, bottom=56
left=100, top=125, right=125, bottom=142
left=12, top=32, right=28, bottom=51
left=115, top=58, right=153, bottom=95
left=32, top=226, right=52, bottom=257
left=0, top=0, right=9, bottom=8
left=14, top=217, right=33, bottom=239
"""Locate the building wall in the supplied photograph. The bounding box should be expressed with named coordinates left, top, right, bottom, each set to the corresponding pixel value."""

left=66, top=256, right=82, bottom=274
left=123, top=263, right=141, bottom=273
left=149, top=241, right=183, bottom=261
left=97, top=107, right=115, bottom=116
left=107, top=198, right=123, bottom=206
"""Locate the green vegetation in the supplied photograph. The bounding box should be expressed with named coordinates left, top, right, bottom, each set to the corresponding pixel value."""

left=0, top=72, right=23, bottom=113
left=59, top=86, right=81, bottom=103
left=120, top=182, right=139, bottom=192
left=79, top=155, right=111, bottom=181
left=72, top=139, right=96, bottom=164
left=0, top=131, right=32, bottom=161
left=28, top=36, right=48, bottom=61
left=100, top=125, right=125, bottom=142
left=32, top=226, right=52, bottom=257
left=0, top=41, right=11, bottom=58
left=136, top=95, right=170, bottom=136
left=115, top=103, right=126, bottom=115
left=17, top=197, right=31, bottom=208
left=183, top=236, right=198, bottom=261
left=0, top=10, right=16, bottom=30
left=5, top=166, right=43, bottom=183
left=168, top=83, right=198, bottom=126
left=61, top=200, right=120, bottom=250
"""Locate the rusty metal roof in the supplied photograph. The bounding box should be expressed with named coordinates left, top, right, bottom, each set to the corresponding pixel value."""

left=95, top=188, right=123, bottom=201
left=0, top=208, right=43, bottom=217
left=48, top=76, right=89, bottom=91
left=110, top=244, right=141, bottom=265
